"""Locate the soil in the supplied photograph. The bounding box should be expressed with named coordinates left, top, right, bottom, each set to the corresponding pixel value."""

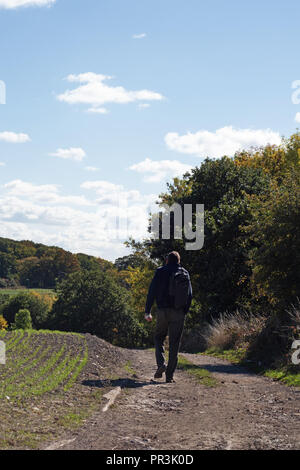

left=43, top=347, right=300, bottom=451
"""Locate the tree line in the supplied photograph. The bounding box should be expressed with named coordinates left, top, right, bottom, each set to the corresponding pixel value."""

left=0, top=237, right=113, bottom=289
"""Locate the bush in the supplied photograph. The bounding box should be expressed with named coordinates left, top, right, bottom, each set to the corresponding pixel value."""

left=246, top=304, right=300, bottom=370
left=2, top=292, right=51, bottom=329
left=0, top=292, right=10, bottom=308
left=12, top=309, right=32, bottom=330
left=50, top=270, right=147, bottom=347
left=0, top=278, right=19, bottom=289
left=202, top=311, right=266, bottom=352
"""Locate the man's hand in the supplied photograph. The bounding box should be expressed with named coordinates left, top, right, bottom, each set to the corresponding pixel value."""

left=144, top=313, right=153, bottom=322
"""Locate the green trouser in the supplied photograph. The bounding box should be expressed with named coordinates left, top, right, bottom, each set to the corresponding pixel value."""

left=154, top=307, right=185, bottom=379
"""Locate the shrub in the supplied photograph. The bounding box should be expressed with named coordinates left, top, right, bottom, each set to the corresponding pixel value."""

left=246, top=303, right=300, bottom=369
left=13, top=309, right=32, bottom=330
left=0, top=278, right=19, bottom=289
left=0, top=315, right=8, bottom=331
left=202, top=311, right=266, bottom=352
left=2, top=292, right=50, bottom=329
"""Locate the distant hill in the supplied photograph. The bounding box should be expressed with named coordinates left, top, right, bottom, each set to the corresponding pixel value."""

left=0, top=237, right=114, bottom=289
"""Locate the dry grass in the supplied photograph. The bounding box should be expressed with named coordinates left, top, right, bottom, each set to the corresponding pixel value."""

left=288, top=304, right=300, bottom=330
left=202, top=311, right=266, bottom=352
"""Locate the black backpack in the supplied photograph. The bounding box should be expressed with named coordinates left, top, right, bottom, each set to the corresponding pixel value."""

left=168, top=267, right=190, bottom=310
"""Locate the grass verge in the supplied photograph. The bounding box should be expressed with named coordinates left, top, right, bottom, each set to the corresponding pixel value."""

left=202, top=348, right=300, bottom=387
left=177, top=354, right=218, bottom=387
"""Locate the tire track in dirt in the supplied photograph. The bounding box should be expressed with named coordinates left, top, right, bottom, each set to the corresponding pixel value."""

left=45, top=349, right=300, bottom=451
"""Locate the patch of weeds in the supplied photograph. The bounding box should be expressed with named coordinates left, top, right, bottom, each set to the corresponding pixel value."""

left=264, top=369, right=300, bottom=387
left=123, top=361, right=136, bottom=376
left=91, top=389, right=103, bottom=402
left=58, top=411, right=87, bottom=429
left=177, top=355, right=218, bottom=387
left=202, top=347, right=247, bottom=364
left=15, top=430, right=44, bottom=449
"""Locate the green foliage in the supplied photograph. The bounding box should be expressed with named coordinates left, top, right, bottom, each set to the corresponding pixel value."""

left=114, top=252, right=155, bottom=271
left=0, top=237, right=80, bottom=289
left=51, top=270, right=146, bottom=347
left=13, top=309, right=32, bottom=330
left=2, top=292, right=51, bottom=329
left=0, top=252, right=17, bottom=278
left=76, top=253, right=104, bottom=272
left=243, top=175, right=300, bottom=308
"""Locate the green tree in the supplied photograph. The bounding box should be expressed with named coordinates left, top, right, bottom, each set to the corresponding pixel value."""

left=13, top=309, right=32, bottom=330
left=0, top=252, right=17, bottom=278
left=243, top=175, right=300, bottom=309
left=50, top=270, right=146, bottom=347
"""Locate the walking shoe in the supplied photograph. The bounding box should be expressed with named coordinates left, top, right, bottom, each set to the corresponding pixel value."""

left=154, top=365, right=166, bottom=379
left=166, top=377, right=176, bottom=383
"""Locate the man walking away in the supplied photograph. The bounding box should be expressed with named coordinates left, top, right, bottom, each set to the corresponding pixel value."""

left=144, top=251, right=192, bottom=383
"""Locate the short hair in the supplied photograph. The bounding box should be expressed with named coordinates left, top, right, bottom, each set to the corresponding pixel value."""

left=167, top=251, right=180, bottom=265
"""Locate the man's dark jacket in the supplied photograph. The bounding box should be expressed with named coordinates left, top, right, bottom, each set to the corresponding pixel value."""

left=145, top=263, right=192, bottom=315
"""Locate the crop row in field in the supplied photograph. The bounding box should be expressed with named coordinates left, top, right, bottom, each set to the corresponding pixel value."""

left=0, top=330, right=88, bottom=400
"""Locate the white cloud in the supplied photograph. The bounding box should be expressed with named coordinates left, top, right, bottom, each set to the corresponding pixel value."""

left=132, top=33, right=147, bottom=39
left=81, top=180, right=148, bottom=205
left=130, top=158, right=192, bottom=183
left=87, top=107, right=109, bottom=114
left=0, top=178, right=157, bottom=260
left=138, top=103, right=151, bottom=109
left=165, top=126, right=282, bottom=159
left=85, top=166, right=100, bottom=172
left=0, top=0, right=55, bottom=8
left=49, top=147, right=86, bottom=162
left=57, top=73, right=164, bottom=113
left=295, top=113, right=300, bottom=123
left=3, top=179, right=93, bottom=206
left=0, top=131, right=30, bottom=143
left=0, top=162, right=6, bottom=167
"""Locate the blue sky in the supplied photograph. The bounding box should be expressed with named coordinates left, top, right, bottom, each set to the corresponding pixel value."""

left=0, top=0, right=299, bottom=260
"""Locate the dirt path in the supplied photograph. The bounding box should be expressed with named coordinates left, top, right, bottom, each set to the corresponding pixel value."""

left=47, top=349, right=300, bottom=450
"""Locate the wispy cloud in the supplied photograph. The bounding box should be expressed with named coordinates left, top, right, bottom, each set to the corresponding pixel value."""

left=138, top=103, right=151, bottom=109
left=295, top=113, right=300, bottom=123
left=0, top=131, right=31, bottom=143
left=85, top=166, right=100, bottom=172
left=0, top=0, right=56, bottom=9
left=87, top=107, right=109, bottom=114
left=129, top=158, right=192, bottom=183
left=132, top=33, right=147, bottom=39
left=57, top=73, right=164, bottom=114
left=165, top=126, right=282, bottom=158
left=49, top=147, right=86, bottom=162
